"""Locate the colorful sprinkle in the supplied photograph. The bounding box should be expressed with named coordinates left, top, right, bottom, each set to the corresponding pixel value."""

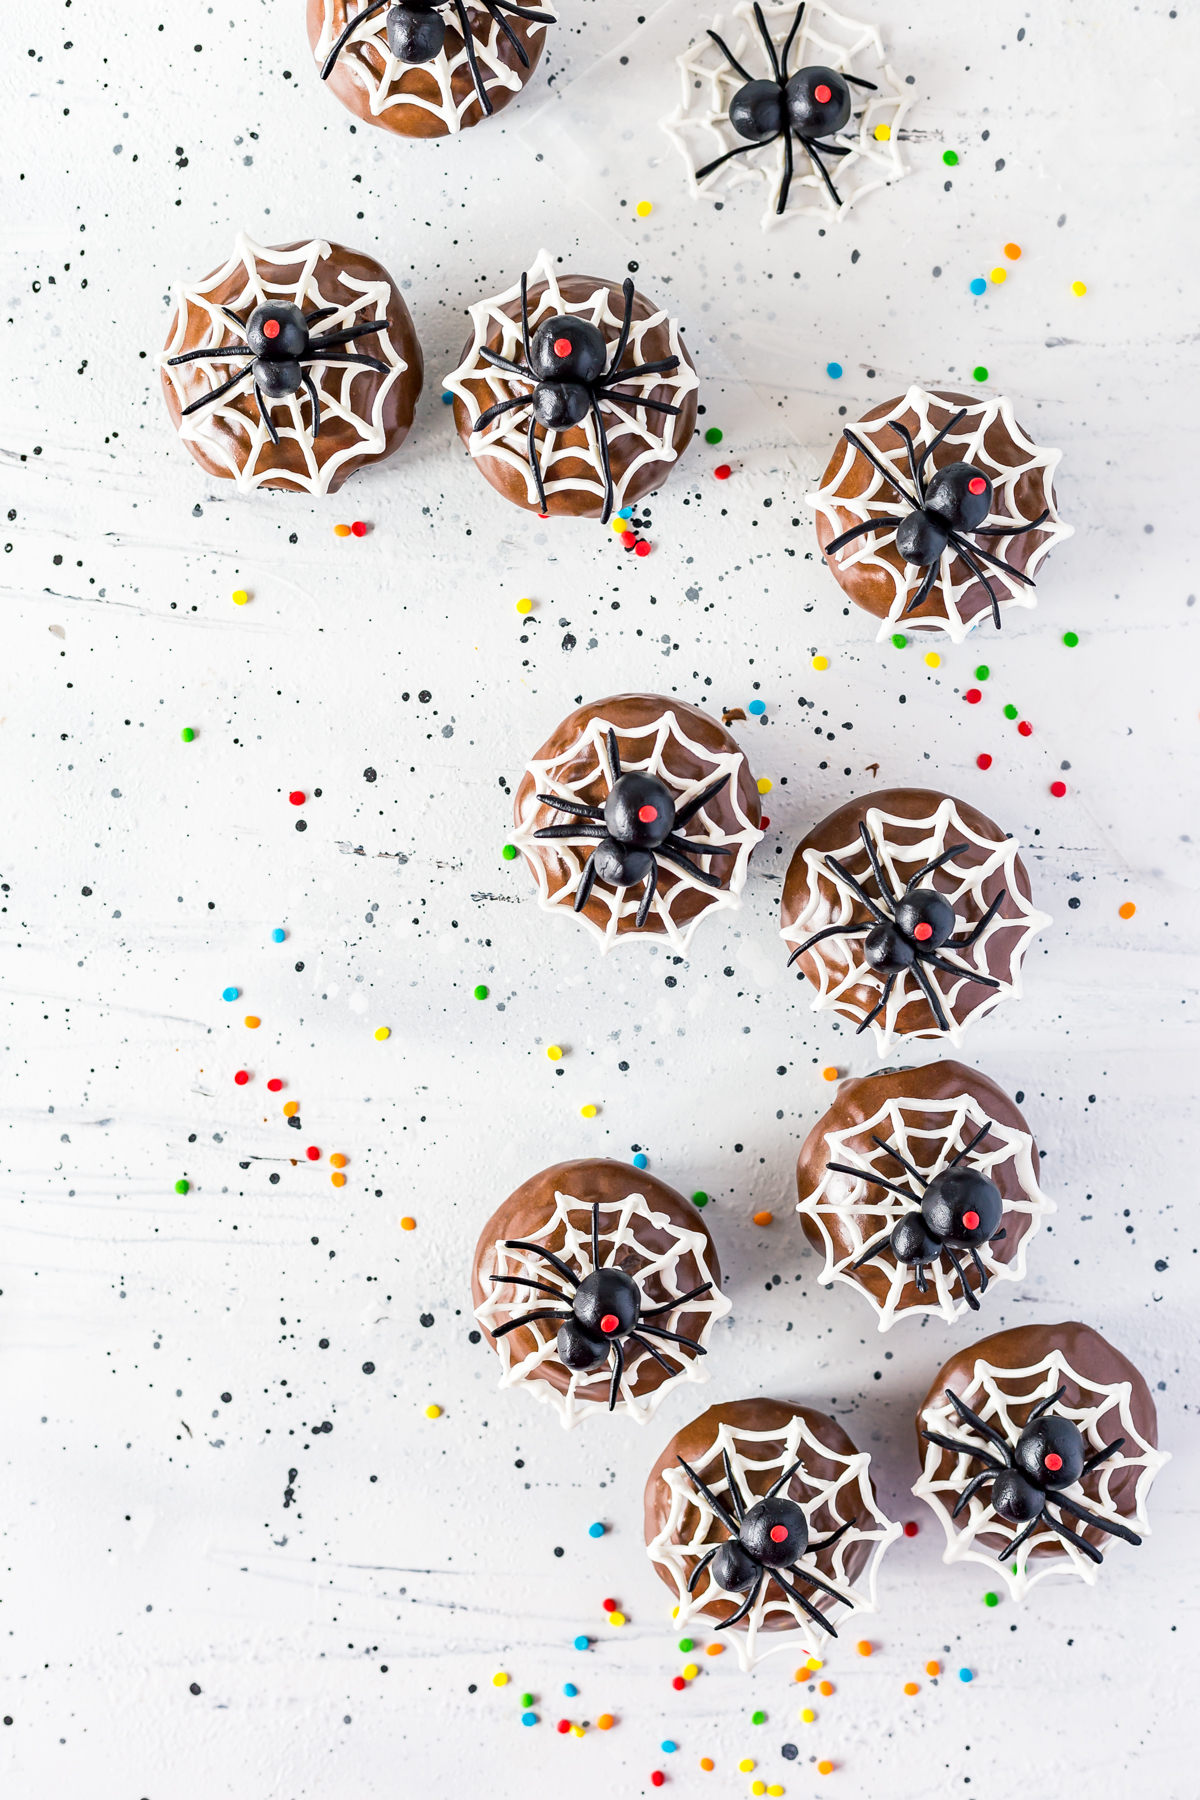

left=374, top=1026, right=391, bottom=1040
left=891, top=632, right=907, bottom=648
left=556, top=1720, right=570, bottom=1735
left=351, top=521, right=368, bottom=538
left=621, top=531, right=637, bottom=549
left=1017, top=720, right=1033, bottom=737
left=333, top=523, right=351, bottom=538
left=942, top=149, right=959, bottom=165
left=972, top=366, right=989, bottom=383
left=400, top=1216, right=416, bottom=1231
left=588, top=1521, right=605, bottom=1537
left=516, top=597, right=534, bottom=614
left=1071, top=280, right=1087, bottom=297
left=965, top=688, right=982, bottom=704
left=752, top=1784, right=766, bottom=1797
left=424, top=1404, right=441, bottom=1419
left=174, top=1179, right=190, bottom=1195
left=826, top=362, right=843, bottom=379
left=1063, top=630, right=1079, bottom=647
left=811, top=655, right=829, bottom=671
left=597, top=1714, right=614, bottom=1730
left=330, top=1153, right=347, bottom=1169
left=904, top=1682, right=919, bottom=1695
left=801, top=1708, right=815, bottom=1723
left=691, top=1191, right=709, bottom=1210
left=705, top=427, right=724, bottom=445
left=713, top=464, right=732, bottom=480
left=984, top=1591, right=999, bottom=1607
left=231, top=588, right=249, bottom=606
left=751, top=1710, right=766, bottom=1725
left=521, top=1693, right=533, bottom=1708
left=1004, top=243, right=1021, bottom=260
left=1002, top=703, right=1018, bottom=720
left=289, top=791, right=305, bottom=806
left=634, top=541, right=651, bottom=558
left=752, top=1210, right=773, bottom=1227
left=969, top=278, right=986, bottom=296
left=521, top=1712, right=537, bottom=1727
left=974, top=664, right=990, bottom=680
left=705, top=1643, right=723, bottom=1656
left=822, top=1066, right=838, bottom=1082
left=608, top=1611, right=626, bottom=1627
left=682, top=1663, right=699, bottom=1679
left=650, top=1775, right=665, bottom=1790
left=573, top=1635, right=589, bottom=1651
left=739, top=1760, right=755, bottom=1774
left=976, top=753, right=992, bottom=770
left=672, top=1676, right=686, bottom=1691
left=234, top=1070, right=250, bottom=1086
left=903, top=1521, right=919, bottom=1537
left=926, top=1660, right=940, bottom=1675
left=757, top=776, right=773, bottom=794
left=222, top=987, right=239, bottom=1002
left=441, top=391, right=454, bottom=405
left=244, top=1015, right=260, bottom=1029
left=547, top=1044, right=563, bottom=1061
left=924, top=651, right=941, bottom=668
left=818, top=1680, right=833, bottom=1696
left=283, top=1101, right=299, bottom=1117
left=618, top=507, right=633, bottom=520
left=636, top=200, right=653, bottom=217
left=633, top=1153, right=648, bottom=1169
left=180, top=727, right=195, bottom=742
left=271, top=928, right=286, bottom=942
left=873, top=121, right=891, bottom=141
left=748, top=699, right=766, bottom=715
left=563, top=1683, right=577, bottom=1697
left=1050, top=780, right=1067, bottom=798
left=1119, top=901, right=1137, bottom=920
left=474, top=984, right=489, bottom=1000
left=856, top=1641, right=873, bottom=1657
left=678, top=1638, right=694, bottom=1652
left=700, top=1758, right=714, bottom=1772
left=493, top=1672, right=509, bottom=1687
left=959, top=1668, right=973, bottom=1683
left=305, top=1146, right=320, bottom=1162
left=581, top=1103, right=598, bottom=1119
left=818, top=1762, right=834, bottom=1776
left=990, top=268, right=1007, bottom=284
left=662, top=1740, right=677, bottom=1753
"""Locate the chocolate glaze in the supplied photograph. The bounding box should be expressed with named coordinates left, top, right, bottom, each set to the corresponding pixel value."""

left=815, top=389, right=1061, bottom=630
left=916, top=1321, right=1159, bottom=1558
left=160, top=240, right=423, bottom=493
left=471, top=1158, right=722, bottom=1405
left=515, top=693, right=761, bottom=942
left=796, top=1060, right=1040, bottom=1316
left=452, top=274, right=697, bottom=518
left=308, top=0, right=546, bottom=137
left=781, top=787, right=1036, bottom=1038
left=644, top=1399, right=876, bottom=1632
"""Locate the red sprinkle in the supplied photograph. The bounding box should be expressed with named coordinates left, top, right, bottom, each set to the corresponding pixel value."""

left=671, top=1676, right=686, bottom=1691
left=267, top=1078, right=284, bottom=1092
left=1017, top=720, right=1033, bottom=737
left=965, top=688, right=982, bottom=705
left=556, top=1719, right=570, bottom=1735
left=289, top=791, right=306, bottom=806
left=713, top=464, right=732, bottom=480
left=601, top=1598, right=618, bottom=1613
left=234, top=1070, right=250, bottom=1086
left=634, top=541, right=651, bottom=557
left=351, top=520, right=368, bottom=538
left=976, top=753, right=993, bottom=770
left=760, top=815, right=771, bottom=829
left=621, top=530, right=637, bottom=549
left=903, top=1521, right=920, bottom=1537
left=305, top=1146, right=321, bottom=1162
left=651, top=1775, right=666, bottom=1789
left=1050, top=780, right=1067, bottom=797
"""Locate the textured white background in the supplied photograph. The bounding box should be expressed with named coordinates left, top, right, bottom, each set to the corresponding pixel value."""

left=2, top=1, right=1197, bottom=1795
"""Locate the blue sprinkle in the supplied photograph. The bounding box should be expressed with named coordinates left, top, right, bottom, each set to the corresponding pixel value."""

left=747, top=699, right=766, bottom=715
left=521, top=1711, right=537, bottom=1727
left=958, top=1667, right=973, bottom=1683
left=826, top=361, right=843, bottom=379
left=588, top=1522, right=605, bottom=1538
left=618, top=506, right=633, bottom=519
left=441, top=390, right=454, bottom=404
left=969, top=278, right=987, bottom=295
left=661, top=1740, right=677, bottom=1754
left=563, top=1682, right=578, bottom=1697
left=271, top=928, right=285, bottom=943
left=633, top=1152, right=648, bottom=1170
left=573, top=1635, right=589, bottom=1652
left=221, top=986, right=239, bottom=1002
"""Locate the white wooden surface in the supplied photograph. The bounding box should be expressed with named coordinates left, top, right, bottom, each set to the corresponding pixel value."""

left=2, top=1, right=1197, bottom=1795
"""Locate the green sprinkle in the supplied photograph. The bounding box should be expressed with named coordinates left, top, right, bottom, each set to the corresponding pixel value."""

left=175, top=1179, right=190, bottom=1195
left=1063, top=630, right=1079, bottom=647
left=972, top=366, right=989, bottom=383
left=752, top=1710, right=766, bottom=1725
left=943, top=149, right=959, bottom=166
left=473, top=984, right=489, bottom=1000
left=678, top=1638, right=694, bottom=1653
left=180, top=726, right=195, bottom=742
left=501, top=844, right=518, bottom=860
left=1003, top=703, right=1018, bottom=720
left=974, top=664, right=990, bottom=681
left=704, top=427, right=724, bottom=445
left=691, top=1190, right=709, bottom=1208
left=984, top=1591, right=999, bottom=1608
left=891, top=632, right=908, bottom=649
left=521, top=1692, right=533, bottom=1708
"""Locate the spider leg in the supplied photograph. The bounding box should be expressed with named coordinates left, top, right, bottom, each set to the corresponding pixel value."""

left=844, top=73, right=878, bottom=91
left=704, top=28, right=757, bottom=85
left=841, top=427, right=917, bottom=506
left=857, top=819, right=900, bottom=910
left=801, top=137, right=844, bottom=209
left=823, top=514, right=904, bottom=558
left=1025, top=1386, right=1068, bottom=1423
left=868, top=1133, right=927, bottom=1185
left=786, top=921, right=869, bottom=967
left=1051, top=1495, right=1143, bottom=1547
left=490, top=1306, right=575, bottom=1338
left=779, top=0, right=805, bottom=78
left=921, top=949, right=1001, bottom=990
left=950, top=1469, right=996, bottom=1518
left=532, top=824, right=606, bottom=840
left=888, top=419, right=924, bottom=497
left=1002, top=1513, right=1047, bottom=1557
left=662, top=833, right=733, bottom=859
left=532, top=793, right=605, bottom=821
left=304, top=351, right=390, bottom=374
left=955, top=535, right=1036, bottom=588
left=825, top=1161, right=916, bottom=1202
left=764, top=1457, right=803, bottom=1501
left=677, top=1456, right=741, bottom=1536
left=944, top=1391, right=1014, bottom=1460
left=1081, top=1437, right=1126, bottom=1475
left=484, top=0, right=531, bottom=67
left=914, top=407, right=968, bottom=487
left=716, top=1573, right=764, bottom=1631
left=220, top=306, right=249, bottom=333
left=634, top=856, right=658, bottom=929
left=686, top=1544, right=719, bottom=1594
left=908, top=958, right=951, bottom=1034
left=527, top=412, right=550, bottom=515
left=599, top=354, right=682, bottom=384
left=591, top=1200, right=600, bottom=1272
left=178, top=365, right=254, bottom=415
left=302, top=371, right=321, bottom=440
left=946, top=1118, right=994, bottom=1167
left=653, top=841, right=724, bottom=889
left=913, top=1259, right=928, bottom=1294
left=320, top=0, right=391, bottom=79
left=1041, top=1510, right=1104, bottom=1564
left=944, top=1245, right=980, bottom=1310
left=808, top=1516, right=857, bottom=1554
left=848, top=1231, right=895, bottom=1271
left=948, top=535, right=1003, bottom=629
left=783, top=1559, right=849, bottom=1606
left=968, top=1244, right=990, bottom=1294
left=607, top=726, right=622, bottom=782
left=822, top=853, right=892, bottom=925
left=310, top=319, right=388, bottom=350
left=454, top=0, right=494, bottom=114
left=303, top=305, right=340, bottom=327
left=167, top=345, right=256, bottom=366
left=903, top=841, right=970, bottom=889
left=638, top=1322, right=707, bottom=1354
left=602, top=392, right=681, bottom=418
left=494, top=0, right=556, bottom=18
left=253, top=381, right=280, bottom=447
left=639, top=1281, right=714, bottom=1321
left=573, top=848, right=599, bottom=914
left=627, top=1331, right=676, bottom=1376
left=777, top=128, right=794, bottom=217
left=947, top=888, right=1007, bottom=950
left=516, top=269, right=534, bottom=367
left=487, top=1273, right=570, bottom=1301
left=478, top=346, right=532, bottom=381
left=900, top=558, right=942, bottom=618
left=855, top=969, right=898, bottom=1035
left=752, top=1, right=782, bottom=79
left=696, top=136, right=780, bottom=183
left=921, top=1429, right=1005, bottom=1473
left=673, top=771, right=732, bottom=827
left=976, top=508, right=1051, bottom=539
left=607, top=1337, right=625, bottom=1411
left=722, top=1450, right=747, bottom=1522
left=590, top=391, right=615, bottom=525
left=605, top=279, right=636, bottom=380
left=770, top=1569, right=839, bottom=1636
left=473, top=395, right=533, bottom=433
left=500, top=1239, right=580, bottom=1288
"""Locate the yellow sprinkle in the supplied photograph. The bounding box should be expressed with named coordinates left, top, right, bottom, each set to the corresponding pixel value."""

left=739, top=1761, right=755, bottom=1775
left=924, top=651, right=941, bottom=668
left=424, top=1404, right=442, bottom=1419
left=244, top=1015, right=260, bottom=1029
left=608, top=1611, right=625, bottom=1627
left=331, top=1171, right=346, bottom=1188
left=683, top=1663, right=699, bottom=1679
left=636, top=200, right=653, bottom=217
left=990, top=268, right=1007, bottom=284
left=812, top=654, right=829, bottom=671
left=400, top=1216, right=416, bottom=1231
left=611, top=518, right=625, bottom=534
left=571, top=1725, right=585, bottom=1738
left=752, top=1785, right=766, bottom=1797
left=1071, top=280, right=1088, bottom=296
left=672, top=1607, right=680, bottom=1620
left=807, top=1660, right=823, bottom=1671
left=768, top=1787, right=785, bottom=1797
left=757, top=776, right=773, bottom=795
left=283, top=1101, right=299, bottom=1118
left=873, top=122, right=891, bottom=141
left=330, top=1153, right=347, bottom=1169
left=546, top=1044, right=563, bottom=1061
left=801, top=1708, right=815, bottom=1723
left=515, top=596, right=534, bottom=613
left=581, top=1104, right=598, bottom=1118
left=374, top=1026, right=391, bottom=1040
left=493, top=1672, right=508, bottom=1688
left=231, top=588, right=250, bottom=606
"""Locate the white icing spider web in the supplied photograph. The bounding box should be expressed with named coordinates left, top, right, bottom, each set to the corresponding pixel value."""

left=647, top=1412, right=900, bottom=1669
left=443, top=248, right=699, bottom=513
left=158, top=233, right=410, bottom=497
left=779, top=796, right=1052, bottom=1053
left=312, top=0, right=554, bottom=134
left=914, top=1349, right=1169, bottom=1599
left=807, top=386, right=1074, bottom=643
left=512, top=706, right=762, bottom=954
left=799, top=1092, right=1054, bottom=1330
left=474, top=1186, right=731, bottom=1429
left=661, top=0, right=911, bottom=231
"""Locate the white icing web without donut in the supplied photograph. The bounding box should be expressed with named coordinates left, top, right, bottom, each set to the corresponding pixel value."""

left=647, top=1412, right=900, bottom=1669
left=443, top=249, right=699, bottom=513
left=512, top=707, right=763, bottom=954
left=914, top=1349, right=1169, bottom=1599
left=158, top=233, right=410, bottom=497
left=661, top=1, right=911, bottom=231
left=779, top=797, right=1052, bottom=1053
left=474, top=1186, right=731, bottom=1429
left=799, top=1092, right=1055, bottom=1330
left=807, top=386, right=1074, bottom=643
left=312, top=0, right=554, bottom=135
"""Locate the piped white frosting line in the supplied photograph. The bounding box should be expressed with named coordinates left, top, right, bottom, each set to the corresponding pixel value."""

left=913, top=1349, right=1169, bottom=1599
left=443, top=249, right=699, bottom=511
left=779, top=796, right=1052, bottom=1052
left=313, top=0, right=554, bottom=134
left=474, top=1186, right=731, bottom=1429
left=799, top=1091, right=1055, bottom=1331
left=157, top=232, right=409, bottom=496
left=661, top=0, right=911, bottom=232
left=513, top=707, right=763, bottom=954
left=807, top=386, right=1074, bottom=642
left=647, top=1413, right=900, bottom=1670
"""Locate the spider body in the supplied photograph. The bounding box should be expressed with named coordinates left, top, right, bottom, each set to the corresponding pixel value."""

left=787, top=818, right=1008, bottom=1035
left=679, top=1450, right=856, bottom=1635
left=166, top=299, right=391, bottom=446
left=320, top=0, right=555, bottom=117
left=697, top=4, right=877, bottom=214
left=829, top=1118, right=1007, bottom=1308
left=470, top=276, right=682, bottom=522
left=822, top=409, right=1050, bottom=628
left=533, top=729, right=733, bottom=928
left=488, top=1201, right=714, bottom=1409
left=924, top=1387, right=1143, bottom=1563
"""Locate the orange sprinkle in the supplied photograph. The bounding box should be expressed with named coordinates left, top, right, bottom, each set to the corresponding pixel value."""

left=333, top=523, right=352, bottom=537
left=818, top=1680, right=834, bottom=1696
left=818, top=1761, right=834, bottom=1776
left=753, top=1210, right=774, bottom=1227
left=926, top=1661, right=940, bottom=1676
left=597, top=1714, right=614, bottom=1731
left=331, top=1171, right=346, bottom=1188
left=1004, top=242, right=1022, bottom=259
left=330, top=1153, right=347, bottom=1169
left=400, top=1216, right=417, bottom=1231
left=244, top=1015, right=260, bottom=1029
left=705, top=1643, right=724, bottom=1657
left=856, top=1641, right=873, bottom=1657
left=904, top=1682, right=920, bottom=1695
left=283, top=1101, right=300, bottom=1117
left=1118, top=901, right=1136, bottom=919
left=700, top=1758, right=714, bottom=1772
left=822, top=1066, right=839, bottom=1082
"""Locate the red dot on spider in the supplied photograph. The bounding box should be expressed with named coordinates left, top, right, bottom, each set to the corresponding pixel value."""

left=815, top=84, right=832, bottom=102
left=600, top=1313, right=620, bottom=1333
left=1045, top=1453, right=1063, bottom=1471
left=968, top=476, right=987, bottom=494
left=638, top=805, right=658, bottom=822
left=769, top=1525, right=789, bottom=1543
left=913, top=923, right=933, bottom=941
left=263, top=319, right=280, bottom=339
left=962, top=1211, right=979, bottom=1230
left=553, top=337, right=572, bottom=357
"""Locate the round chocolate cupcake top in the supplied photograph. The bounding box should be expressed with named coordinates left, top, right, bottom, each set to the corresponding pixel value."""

left=513, top=693, right=762, bottom=953
left=780, top=787, right=1051, bottom=1052
left=309, top=0, right=554, bottom=137
left=913, top=1321, right=1168, bottom=1600
left=809, top=387, right=1072, bottom=641
left=796, top=1061, right=1054, bottom=1330
left=471, top=1159, right=730, bottom=1429
left=446, top=250, right=698, bottom=520
left=644, top=1398, right=899, bottom=1671
left=158, top=234, right=422, bottom=495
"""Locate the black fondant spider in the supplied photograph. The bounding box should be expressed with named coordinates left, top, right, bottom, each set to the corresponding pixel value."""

left=534, top=727, right=734, bottom=927
left=827, top=1118, right=1006, bottom=1309
left=166, top=299, right=390, bottom=445
left=822, top=408, right=1051, bottom=628
left=320, top=0, right=555, bottom=118
left=786, top=818, right=1008, bottom=1035
left=696, top=2, right=878, bottom=213
left=923, top=1387, right=1143, bottom=1563
left=678, top=1449, right=857, bottom=1636
left=469, top=273, right=682, bottom=524
left=488, top=1199, right=714, bottom=1410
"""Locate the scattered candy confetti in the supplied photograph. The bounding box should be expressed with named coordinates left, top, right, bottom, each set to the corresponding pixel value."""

left=873, top=121, right=891, bottom=140
left=822, top=1066, right=839, bottom=1082
left=818, top=1680, right=834, bottom=1696
left=801, top=1707, right=815, bottom=1723
left=826, top=361, right=843, bottom=379
left=1002, top=703, right=1018, bottom=720
left=1050, top=781, right=1067, bottom=798
left=969, top=278, right=986, bottom=296
left=374, top=1026, right=390, bottom=1040
left=633, top=1153, right=648, bottom=1169
left=752, top=1210, right=773, bottom=1227
left=700, top=1758, right=714, bottom=1772
left=400, top=1216, right=416, bottom=1231
left=984, top=1591, right=999, bottom=1607
left=350, top=521, right=367, bottom=538
left=474, top=984, right=489, bottom=1000
left=608, top=1611, right=626, bottom=1627
left=924, top=652, right=941, bottom=668
left=903, top=1521, right=919, bottom=1537
left=580, top=1103, right=598, bottom=1119
left=975, top=663, right=990, bottom=680
left=234, top=1070, right=250, bottom=1086
left=271, top=928, right=285, bottom=942
left=972, top=365, right=988, bottom=382
left=636, top=200, right=653, bottom=217
left=1071, top=280, right=1087, bottom=297
left=289, top=791, right=305, bottom=806
left=330, top=1153, right=347, bottom=1169
left=965, top=688, right=982, bottom=704
left=856, top=1641, right=873, bottom=1657
left=1119, top=901, right=1137, bottom=920
left=493, top=1672, right=508, bottom=1687
left=305, top=1146, right=320, bottom=1162
left=1004, top=243, right=1021, bottom=259
left=597, top=1714, right=614, bottom=1730
left=244, top=1015, right=260, bottom=1029
left=424, top=1405, right=441, bottom=1419
left=692, top=1191, right=709, bottom=1208
left=705, top=427, right=724, bottom=445
left=563, top=1683, right=577, bottom=1697
left=441, top=390, right=453, bottom=405
left=222, top=987, right=239, bottom=1002
left=713, top=464, right=731, bottom=480
left=662, top=1739, right=677, bottom=1753
left=739, top=1760, right=755, bottom=1774
left=757, top=776, right=773, bottom=794
left=556, top=1719, right=570, bottom=1735
left=521, top=1693, right=533, bottom=1707
left=180, top=727, right=195, bottom=742
left=650, top=1775, right=665, bottom=1790
left=942, top=149, right=958, bottom=165
left=751, top=1784, right=766, bottom=1797
left=811, top=654, right=828, bottom=671
left=990, top=268, right=1006, bottom=284
left=545, top=1043, right=563, bottom=1062
left=333, top=523, right=352, bottom=537
left=634, top=541, right=651, bottom=558
left=573, top=1635, right=589, bottom=1651
left=891, top=632, right=907, bottom=648
left=926, top=1660, right=940, bottom=1676
left=751, top=1710, right=766, bottom=1725
left=521, top=1712, right=537, bottom=1727
left=671, top=1676, right=686, bottom=1691
left=588, top=1522, right=605, bottom=1537
left=817, top=1760, right=834, bottom=1776
left=976, top=753, right=993, bottom=770
left=682, top=1663, right=699, bottom=1679
left=283, top=1101, right=299, bottom=1117
left=1063, top=630, right=1079, bottom=647
left=1017, top=720, right=1033, bottom=737
left=502, top=844, right=518, bottom=860
left=516, top=596, right=534, bottom=614
left=904, top=1682, right=919, bottom=1695
left=748, top=698, right=766, bottom=715
left=231, top=588, right=249, bottom=606
left=959, top=1668, right=973, bottom=1683
left=678, top=1638, right=694, bottom=1652
left=618, top=506, right=633, bottom=520
left=175, top=1179, right=189, bottom=1195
